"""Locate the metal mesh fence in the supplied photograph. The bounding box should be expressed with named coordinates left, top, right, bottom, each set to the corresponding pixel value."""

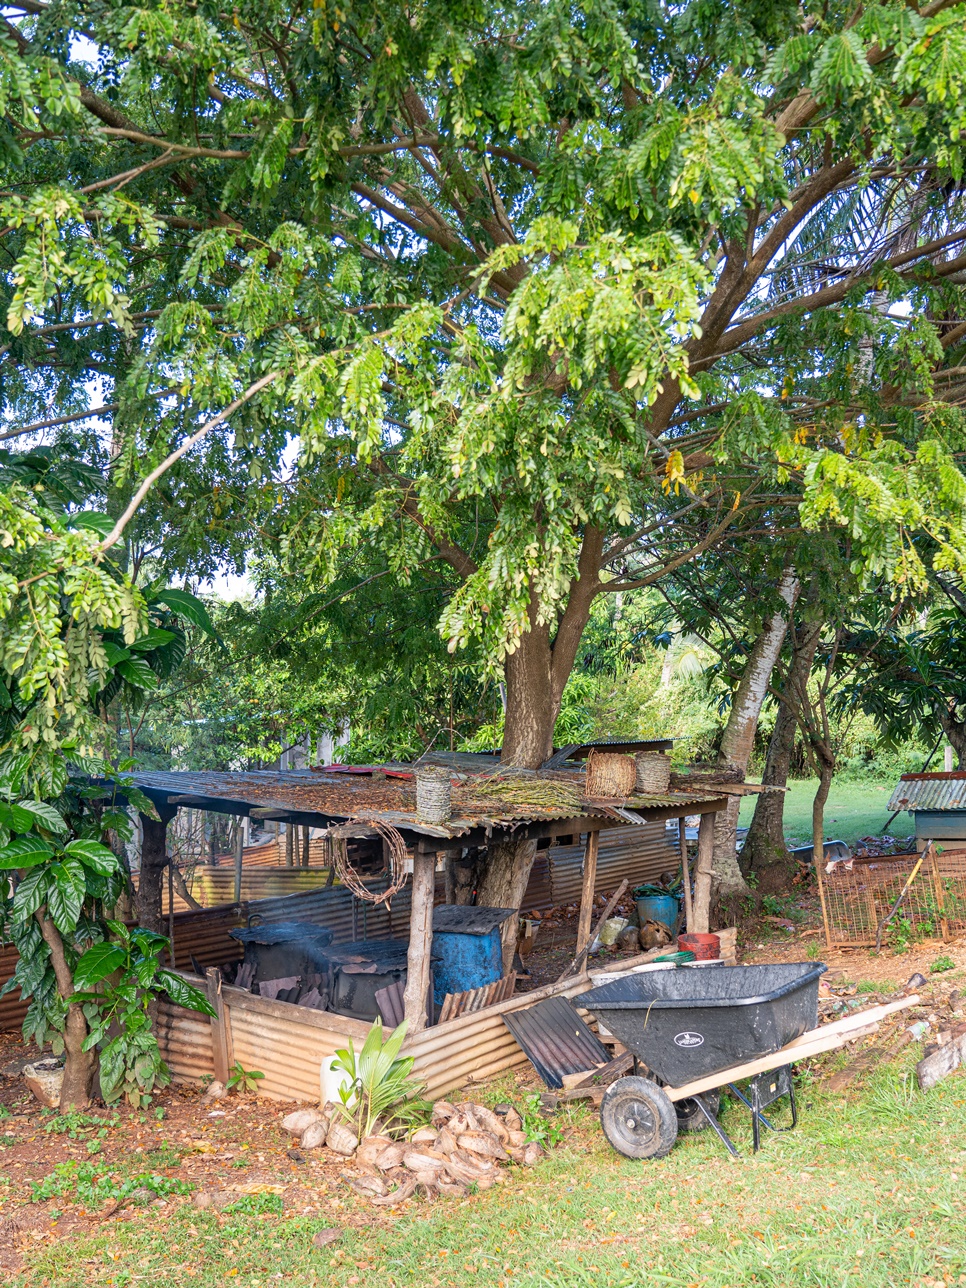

left=817, top=847, right=966, bottom=948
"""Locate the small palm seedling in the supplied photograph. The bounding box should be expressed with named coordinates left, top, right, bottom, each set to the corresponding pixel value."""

left=329, top=1020, right=429, bottom=1139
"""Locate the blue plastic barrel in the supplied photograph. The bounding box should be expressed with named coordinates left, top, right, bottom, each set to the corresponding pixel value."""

left=636, top=894, right=680, bottom=931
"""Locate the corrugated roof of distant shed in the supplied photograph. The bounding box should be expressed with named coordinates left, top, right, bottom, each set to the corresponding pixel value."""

left=888, top=772, right=966, bottom=813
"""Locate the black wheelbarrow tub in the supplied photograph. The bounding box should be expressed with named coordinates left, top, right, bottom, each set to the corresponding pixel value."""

left=582, top=963, right=825, bottom=1086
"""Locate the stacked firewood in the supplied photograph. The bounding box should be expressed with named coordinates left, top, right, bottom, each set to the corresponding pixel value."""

left=345, top=1101, right=545, bottom=1206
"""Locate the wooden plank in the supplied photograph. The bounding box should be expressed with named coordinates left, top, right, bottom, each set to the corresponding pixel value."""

left=233, top=824, right=244, bottom=905
left=403, top=846, right=436, bottom=1033
left=679, top=816, right=693, bottom=931
left=917, top=1031, right=966, bottom=1091
left=205, top=967, right=231, bottom=1085
left=557, top=878, right=629, bottom=983
left=576, top=831, right=600, bottom=957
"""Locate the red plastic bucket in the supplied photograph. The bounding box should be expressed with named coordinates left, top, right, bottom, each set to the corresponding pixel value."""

left=678, top=932, right=720, bottom=961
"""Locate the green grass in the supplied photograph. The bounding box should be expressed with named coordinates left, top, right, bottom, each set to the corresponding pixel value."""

left=739, top=779, right=905, bottom=847
left=15, top=1057, right=966, bottom=1288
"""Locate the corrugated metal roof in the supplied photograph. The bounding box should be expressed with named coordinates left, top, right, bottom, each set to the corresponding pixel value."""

left=125, top=768, right=722, bottom=840
left=888, top=773, right=966, bottom=812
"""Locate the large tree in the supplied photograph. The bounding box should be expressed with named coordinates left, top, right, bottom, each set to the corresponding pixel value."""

left=5, top=1, right=966, bottom=912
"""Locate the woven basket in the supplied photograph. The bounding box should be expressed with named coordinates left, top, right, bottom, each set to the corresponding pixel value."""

left=415, top=767, right=453, bottom=823
left=584, top=750, right=637, bottom=799
left=635, top=751, right=671, bottom=794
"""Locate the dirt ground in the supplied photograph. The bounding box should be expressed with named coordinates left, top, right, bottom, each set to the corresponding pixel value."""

left=2, top=883, right=964, bottom=1279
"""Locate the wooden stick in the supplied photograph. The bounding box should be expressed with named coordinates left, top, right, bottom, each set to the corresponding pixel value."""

left=576, top=830, right=600, bottom=957
left=691, top=811, right=715, bottom=934
left=558, top=878, right=629, bottom=983
left=403, top=846, right=436, bottom=1033
left=678, top=816, right=693, bottom=931
left=233, top=823, right=244, bottom=904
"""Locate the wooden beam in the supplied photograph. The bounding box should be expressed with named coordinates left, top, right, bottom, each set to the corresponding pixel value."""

left=403, top=845, right=436, bottom=1033
left=679, top=816, right=693, bottom=932
left=233, top=823, right=244, bottom=904
left=691, top=810, right=716, bottom=934
left=576, top=830, right=600, bottom=958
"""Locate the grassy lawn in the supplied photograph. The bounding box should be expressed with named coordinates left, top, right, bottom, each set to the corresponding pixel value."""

left=12, top=1050, right=966, bottom=1288
left=738, top=779, right=906, bottom=847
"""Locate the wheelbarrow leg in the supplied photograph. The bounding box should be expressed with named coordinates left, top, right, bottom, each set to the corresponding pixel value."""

left=729, top=1065, right=798, bottom=1153
left=691, top=1092, right=739, bottom=1157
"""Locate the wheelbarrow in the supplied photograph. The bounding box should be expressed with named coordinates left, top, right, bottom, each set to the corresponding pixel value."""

left=581, top=963, right=918, bottom=1158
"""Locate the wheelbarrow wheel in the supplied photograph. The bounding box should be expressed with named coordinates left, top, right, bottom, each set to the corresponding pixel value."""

left=600, top=1077, right=678, bottom=1160
left=676, top=1090, right=721, bottom=1133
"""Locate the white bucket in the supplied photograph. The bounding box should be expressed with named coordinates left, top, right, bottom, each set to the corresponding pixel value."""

left=320, top=1055, right=355, bottom=1109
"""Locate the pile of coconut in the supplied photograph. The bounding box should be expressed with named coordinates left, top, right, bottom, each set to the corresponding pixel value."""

left=280, top=1099, right=546, bottom=1205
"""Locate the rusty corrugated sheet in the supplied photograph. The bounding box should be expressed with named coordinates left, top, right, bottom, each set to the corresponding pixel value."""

left=154, top=1000, right=215, bottom=1082
left=888, top=772, right=966, bottom=812
left=0, top=942, right=26, bottom=1032
left=502, top=996, right=611, bottom=1088
left=526, top=823, right=679, bottom=910
left=438, top=973, right=517, bottom=1022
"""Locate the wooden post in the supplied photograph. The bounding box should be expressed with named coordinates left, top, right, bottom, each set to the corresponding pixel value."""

left=233, top=822, right=244, bottom=905
left=167, top=861, right=176, bottom=967
left=444, top=854, right=456, bottom=904
left=691, top=811, right=716, bottom=934
left=285, top=824, right=294, bottom=867
left=205, top=967, right=231, bottom=1086
left=928, top=843, right=951, bottom=943
left=576, top=830, right=600, bottom=958
left=301, top=826, right=310, bottom=868
left=678, top=816, right=693, bottom=933
left=403, top=845, right=436, bottom=1033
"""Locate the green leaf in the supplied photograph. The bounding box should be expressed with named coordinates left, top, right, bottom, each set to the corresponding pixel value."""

left=64, top=839, right=119, bottom=876
left=47, top=861, right=86, bottom=934
left=11, top=867, right=50, bottom=921
left=0, top=801, right=35, bottom=833
left=152, top=588, right=218, bottom=637
left=73, top=942, right=127, bottom=990
left=0, top=835, right=54, bottom=869
left=69, top=511, right=114, bottom=536
left=16, top=800, right=68, bottom=835
left=102, top=641, right=132, bottom=667
left=155, top=969, right=216, bottom=1016
left=128, top=628, right=176, bottom=653
left=117, top=658, right=159, bottom=691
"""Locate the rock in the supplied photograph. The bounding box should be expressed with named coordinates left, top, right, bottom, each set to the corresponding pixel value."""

left=202, top=1080, right=227, bottom=1102
left=192, top=1191, right=213, bottom=1208
left=410, top=1126, right=438, bottom=1146
left=282, top=1108, right=325, bottom=1135
left=300, top=1122, right=327, bottom=1150
left=23, top=1059, right=64, bottom=1109
left=129, top=1187, right=156, bottom=1204
left=326, top=1121, right=359, bottom=1157
left=903, top=973, right=928, bottom=995
left=312, top=1228, right=342, bottom=1248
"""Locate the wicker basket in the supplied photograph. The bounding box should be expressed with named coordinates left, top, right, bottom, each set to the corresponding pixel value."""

left=635, top=751, right=671, bottom=794
left=584, top=750, right=637, bottom=799
left=415, top=767, right=453, bottom=823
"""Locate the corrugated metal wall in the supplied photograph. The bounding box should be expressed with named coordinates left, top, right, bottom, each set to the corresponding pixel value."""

left=2, top=824, right=678, bottom=1031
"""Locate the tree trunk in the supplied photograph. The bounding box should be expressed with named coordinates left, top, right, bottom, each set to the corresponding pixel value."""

left=501, top=624, right=557, bottom=769
left=712, top=570, right=799, bottom=904
left=939, top=705, right=966, bottom=768
left=137, top=810, right=173, bottom=933
left=477, top=832, right=538, bottom=971
left=37, top=911, right=96, bottom=1110
left=741, top=612, right=824, bottom=893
